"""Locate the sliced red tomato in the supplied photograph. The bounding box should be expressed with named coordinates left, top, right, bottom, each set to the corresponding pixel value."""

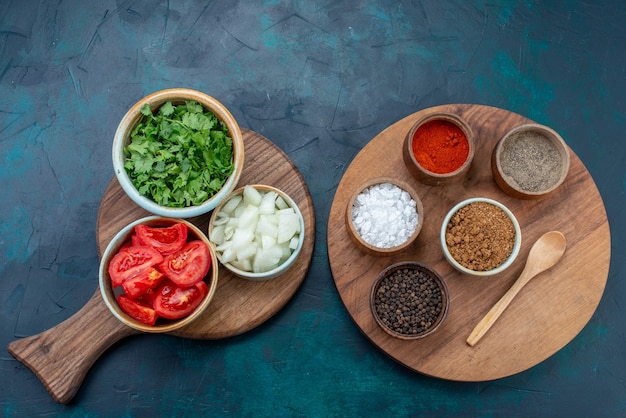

left=122, top=267, right=165, bottom=299
left=117, top=294, right=158, bottom=326
left=159, top=240, right=211, bottom=287
left=108, top=246, right=164, bottom=287
left=131, top=234, right=142, bottom=247
left=135, top=223, right=188, bottom=255
left=141, top=287, right=158, bottom=306
left=120, top=240, right=131, bottom=251
left=153, top=280, right=209, bottom=320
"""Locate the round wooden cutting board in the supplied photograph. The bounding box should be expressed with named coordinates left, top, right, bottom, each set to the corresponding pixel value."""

left=327, top=104, right=610, bottom=382
left=7, top=128, right=315, bottom=404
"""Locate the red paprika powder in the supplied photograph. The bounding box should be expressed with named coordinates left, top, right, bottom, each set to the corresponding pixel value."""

left=411, top=120, right=469, bottom=174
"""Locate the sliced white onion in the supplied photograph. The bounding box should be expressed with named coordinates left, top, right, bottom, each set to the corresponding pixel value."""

left=215, top=241, right=232, bottom=252
left=234, top=203, right=245, bottom=218
left=236, top=242, right=257, bottom=262
left=277, top=211, right=300, bottom=244
left=212, top=186, right=302, bottom=274
left=212, top=213, right=230, bottom=226
left=230, top=228, right=254, bottom=253
left=260, top=234, right=277, bottom=249
left=238, top=205, right=259, bottom=230
left=278, top=242, right=291, bottom=260
left=224, top=225, right=235, bottom=241
left=210, top=224, right=226, bottom=245
left=259, top=191, right=277, bottom=214
left=243, top=184, right=263, bottom=206
left=253, top=246, right=283, bottom=273
left=221, top=194, right=242, bottom=214
left=275, top=196, right=288, bottom=210
left=256, top=217, right=278, bottom=238
left=230, top=258, right=252, bottom=272
left=220, top=246, right=236, bottom=264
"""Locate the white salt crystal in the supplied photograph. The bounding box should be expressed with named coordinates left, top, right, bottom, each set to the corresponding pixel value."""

left=351, top=183, right=419, bottom=248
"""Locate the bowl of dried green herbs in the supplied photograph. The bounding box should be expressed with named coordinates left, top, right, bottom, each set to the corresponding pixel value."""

left=112, top=88, right=245, bottom=218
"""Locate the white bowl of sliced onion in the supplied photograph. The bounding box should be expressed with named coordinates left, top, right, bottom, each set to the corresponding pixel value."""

left=208, top=185, right=305, bottom=281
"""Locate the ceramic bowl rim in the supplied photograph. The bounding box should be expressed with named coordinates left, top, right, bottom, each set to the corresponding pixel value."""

left=208, top=184, right=305, bottom=281
left=345, top=177, right=424, bottom=256
left=493, top=123, right=570, bottom=198
left=111, top=88, right=244, bottom=218
left=405, top=112, right=475, bottom=178
left=440, top=197, right=522, bottom=277
left=369, top=261, right=450, bottom=340
left=99, top=216, right=219, bottom=333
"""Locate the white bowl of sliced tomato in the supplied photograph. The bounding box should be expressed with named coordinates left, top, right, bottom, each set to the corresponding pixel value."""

left=99, top=216, right=218, bottom=332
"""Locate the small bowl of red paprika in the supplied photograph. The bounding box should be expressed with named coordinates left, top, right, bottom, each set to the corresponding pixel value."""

left=99, top=216, right=219, bottom=333
left=402, top=112, right=475, bottom=186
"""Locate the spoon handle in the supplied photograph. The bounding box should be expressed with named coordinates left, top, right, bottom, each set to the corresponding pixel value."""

left=466, top=269, right=533, bottom=347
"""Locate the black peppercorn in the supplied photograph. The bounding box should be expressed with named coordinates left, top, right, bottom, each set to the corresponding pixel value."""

left=373, top=265, right=446, bottom=337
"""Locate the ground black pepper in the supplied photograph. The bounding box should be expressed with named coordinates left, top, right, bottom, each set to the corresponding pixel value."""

left=499, top=130, right=563, bottom=192
left=373, top=266, right=444, bottom=336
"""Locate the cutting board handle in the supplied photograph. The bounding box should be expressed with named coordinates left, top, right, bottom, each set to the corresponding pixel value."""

left=7, top=290, right=140, bottom=404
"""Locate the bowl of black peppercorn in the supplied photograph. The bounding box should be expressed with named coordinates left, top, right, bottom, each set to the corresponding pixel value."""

left=370, top=261, right=449, bottom=340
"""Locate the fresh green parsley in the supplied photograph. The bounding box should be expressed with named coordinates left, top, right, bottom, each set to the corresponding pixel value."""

left=123, top=100, right=235, bottom=208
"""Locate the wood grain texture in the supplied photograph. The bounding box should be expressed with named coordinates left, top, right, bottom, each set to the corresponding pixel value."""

left=7, top=128, right=315, bottom=403
left=7, top=291, right=138, bottom=403
left=327, top=104, right=610, bottom=382
left=466, top=231, right=567, bottom=347
left=98, top=128, right=316, bottom=339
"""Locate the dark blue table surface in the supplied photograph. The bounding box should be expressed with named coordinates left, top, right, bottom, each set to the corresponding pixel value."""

left=1, top=1, right=625, bottom=416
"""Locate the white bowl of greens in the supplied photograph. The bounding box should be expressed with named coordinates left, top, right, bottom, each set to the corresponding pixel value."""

left=113, top=88, right=245, bottom=218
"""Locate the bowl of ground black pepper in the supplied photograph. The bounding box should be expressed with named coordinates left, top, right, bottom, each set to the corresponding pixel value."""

left=441, top=198, right=522, bottom=277
left=402, top=112, right=475, bottom=186
left=492, top=123, right=570, bottom=199
left=346, top=178, right=424, bottom=256
left=370, top=262, right=449, bottom=340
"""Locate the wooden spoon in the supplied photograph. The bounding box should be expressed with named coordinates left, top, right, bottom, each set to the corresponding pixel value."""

left=466, top=231, right=566, bottom=347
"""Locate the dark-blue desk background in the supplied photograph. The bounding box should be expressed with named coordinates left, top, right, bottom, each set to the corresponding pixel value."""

left=1, top=1, right=624, bottom=416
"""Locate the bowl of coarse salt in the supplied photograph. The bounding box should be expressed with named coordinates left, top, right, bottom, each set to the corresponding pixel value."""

left=345, top=178, right=424, bottom=256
